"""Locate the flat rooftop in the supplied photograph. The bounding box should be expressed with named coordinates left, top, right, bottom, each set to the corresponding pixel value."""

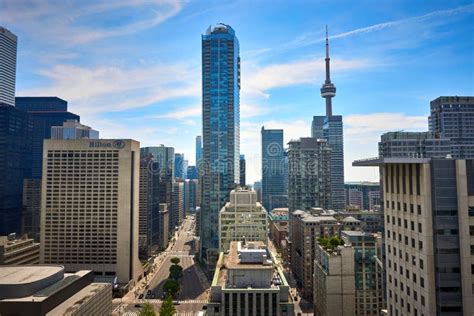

left=226, top=241, right=273, bottom=270
left=352, top=157, right=431, bottom=167
left=0, top=265, right=63, bottom=285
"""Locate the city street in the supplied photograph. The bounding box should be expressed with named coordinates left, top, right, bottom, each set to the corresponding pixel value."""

left=114, top=216, right=209, bottom=315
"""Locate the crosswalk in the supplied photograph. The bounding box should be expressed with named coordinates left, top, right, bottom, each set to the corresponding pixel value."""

left=138, top=299, right=207, bottom=304
left=176, top=312, right=205, bottom=316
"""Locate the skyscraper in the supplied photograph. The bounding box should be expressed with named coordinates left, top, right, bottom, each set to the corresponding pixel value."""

left=174, top=153, right=185, bottom=179
left=0, top=27, right=17, bottom=106
left=201, top=24, right=240, bottom=266
left=261, top=127, right=286, bottom=212
left=311, top=27, right=345, bottom=211
left=196, top=135, right=203, bottom=166
left=239, top=154, right=246, bottom=186
left=51, top=119, right=99, bottom=139
left=40, top=139, right=142, bottom=286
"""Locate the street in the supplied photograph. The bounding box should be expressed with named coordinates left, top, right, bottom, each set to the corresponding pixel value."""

left=114, top=215, right=209, bottom=315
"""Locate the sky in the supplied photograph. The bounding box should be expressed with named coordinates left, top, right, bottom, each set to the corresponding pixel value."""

left=2, top=0, right=474, bottom=184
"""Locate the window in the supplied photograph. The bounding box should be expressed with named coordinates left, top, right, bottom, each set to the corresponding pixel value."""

left=421, top=277, right=425, bottom=288
left=470, top=226, right=474, bottom=236
left=468, top=207, right=474, bottom=216
left=420, top=259, right=424, bottom=269
left=417, top=205, right=421, bottom=215
left=418, top=223, right=422, bottom=233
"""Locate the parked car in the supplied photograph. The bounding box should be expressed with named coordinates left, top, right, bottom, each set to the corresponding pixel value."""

left=138, top=294, right=144, bottom=299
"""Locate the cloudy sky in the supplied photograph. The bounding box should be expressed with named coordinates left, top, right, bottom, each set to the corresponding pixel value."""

left=2, top=0, right=474, bottom=183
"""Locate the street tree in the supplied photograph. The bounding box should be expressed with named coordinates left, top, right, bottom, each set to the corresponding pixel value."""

left=159, top=296, right=176, bottom=316
left=163, top=278, right=180, bottom=297
left=169, top=264, right=183, bottom=280
left=139, top=302, right=156, bottom=316
left=170, top=257, right=180, bottom=265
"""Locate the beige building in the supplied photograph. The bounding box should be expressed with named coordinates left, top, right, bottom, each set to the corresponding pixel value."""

left=290, top=210, right=340, bottom=300
left=40, top=139, right=142, bottom=287
left=0, top=266, right=112, bottom=316
left=354, top=157, right=474, bottom=316
left=219, top=188, right=267, bottom=252
left=0, top=234, right=39, bottom=265
left=208, top=241, right=294, bottom=316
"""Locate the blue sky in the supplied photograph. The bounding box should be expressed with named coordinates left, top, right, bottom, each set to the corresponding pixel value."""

left=2, top=0, right=473, bottom=183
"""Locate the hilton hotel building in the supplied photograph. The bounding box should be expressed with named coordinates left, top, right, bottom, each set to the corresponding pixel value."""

left=40, top=139, right=142, bottom=286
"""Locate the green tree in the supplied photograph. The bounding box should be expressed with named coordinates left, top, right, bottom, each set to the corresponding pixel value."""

left=163, top=278, right=180, bottom=297
left=170, top=257, right=180, bottom=265
left=169, top=264, right=183, bottom=280
left=159, top=295, right=176, bottom=316
left=139, top=302, right=156, bottom=316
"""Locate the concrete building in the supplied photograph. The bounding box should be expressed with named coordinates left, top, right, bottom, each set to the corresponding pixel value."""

left=21, top=179, right=41, bottom=241
left=0, top=27, right=17, bottom=106
left=268, top=208, right=289, bottom=252
left=346, top=188, right=363, bottom=210
left=40, top=139, right=142, bottom=287
left=344, top=182, right=381, bottom=211
left=158, top=203, right=170, bottom=251
left=208, top=241, right=294, bottom=316
left=201, top=24, right=240, bottom=266
left=51, top=119, right=99, bottom=139
left=261, top=127, right=286, bottom=212
left=172, top=180, right=185, bottom=229
left=340, top=210, right=384, bottom=234
left=219, top=188, right=267, bottom=252
left=288, top=138, right=331, bottom=212
left=289, top=210, right=340, bottom=300
left=313, top=240, right=355, bottom=316
left=0, top=234, right=39, bottom=265
left=0, top=266, right=111, bottom=316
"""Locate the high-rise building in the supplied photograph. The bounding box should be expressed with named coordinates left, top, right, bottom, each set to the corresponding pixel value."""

left=0, top=233, right=40, bottom=265
left=201, top=24, right=240, bottom=266
left=171, top=180, right=184, bottom=229
left=138, top=155, right=162, bottom=259
left=187, top=165, right=198, bottom=180
left=311, top=27, right=345, bottom=211
left=184, top=179, right=199, bottom=213
left=0, top=104, right=33, bottom=235
left=174, top=153, right=185, bottom=179
left=344, top=182, right=381, bottom=211
left=196, top=135, right=203, bottom=166
left=346, top=188, right=363, bottom=210
left=289, top=210, right=340, bottom=300
left=21, top=179, right=41, bottom=241
left=261, top=127, right=286, bottom=212
left=158, top=203, right=170, bottom=251
left=218, top=188, right=267, bottom=252
left=253, top=181, right=262, bottom=202
left=288, top=138, right=331, bottom=212
left=208, top=241, right=294, bottom=316
left=16, top=97, right=80, bottom=179
left=239, top=154, right=246, bottom=187
left=51, top=119, right=99, bottom=139
left=40, top=139, right=142, bottom=286
left=0, top=27, right=17, bottom=106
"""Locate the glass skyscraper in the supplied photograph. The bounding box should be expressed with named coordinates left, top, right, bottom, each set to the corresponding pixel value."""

left=0, top=27, right=17, bottom=106
left=261, top=127, right=286, bottom=212
left=196, top=135, right=203, bottom=166
left=200, top=24, right=240, bottom=266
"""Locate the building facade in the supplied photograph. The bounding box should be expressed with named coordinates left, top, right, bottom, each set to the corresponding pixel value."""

left=172, top=180, right=185, bottom=230
left=51, top=119, right=99, bottom=139
left=0, top=27, right=17, bottom=106
left=219, top=189, right=267, bottom=252
left=261, top=127, right=286, bottom=212
left=240, top=154, right=246, bottom=187
left=268, top=208, right=289, bottom=252
left=344, top=182, right=381, bottom=211
left=0, top=234, right=39, bottom=265
left=208, top=241, right=294, bottom=316
left=201, top=24, right=240, bottom=265
left=40, top=139, right=142, bottom=286
left=21, top=179, right=41, bottom=241
left=196, top=135, right=203, bottom=167
left=288, top=138, right=331, bottom=212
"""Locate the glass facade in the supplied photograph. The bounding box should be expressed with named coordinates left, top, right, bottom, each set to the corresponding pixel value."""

left=201, top=24, right=240, bottom=264
left=261, top=127, right=286, bottom=212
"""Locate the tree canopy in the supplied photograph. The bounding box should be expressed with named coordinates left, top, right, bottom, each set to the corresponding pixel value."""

left=170, top=257, right=180, bottom=265
left=163, top=278, right=180, bottom=297
left=169, top=264, right=183, bottom=280
left=139, top=302, right=156, bottom=316
left=318, top=236, right=344, bottom=250
left=159, top=295, right=176, bottom=316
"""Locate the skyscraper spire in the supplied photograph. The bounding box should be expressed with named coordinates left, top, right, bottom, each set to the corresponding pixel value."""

left=321, top=25, right=336, bottom=116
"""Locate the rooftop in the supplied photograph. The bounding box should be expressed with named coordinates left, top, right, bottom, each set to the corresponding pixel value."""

left=0, top=265, right=63, bottom=285
left=352, top=157, right=432, bottom=167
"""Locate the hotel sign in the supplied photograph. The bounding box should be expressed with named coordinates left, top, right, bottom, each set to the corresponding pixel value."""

left=89, top=140, right=125, bottom=149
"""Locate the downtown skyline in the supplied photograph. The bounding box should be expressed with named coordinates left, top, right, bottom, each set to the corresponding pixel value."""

left=2, top=0, right=474, bottom=184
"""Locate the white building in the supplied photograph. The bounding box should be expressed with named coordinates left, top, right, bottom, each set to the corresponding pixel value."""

left=40, top=139, right=142, bottom=287
left=208, top=241, right=294, bottom=315
left=0, top=27, right=17, bottom=106
left=219, top=188, right=267, bottom=252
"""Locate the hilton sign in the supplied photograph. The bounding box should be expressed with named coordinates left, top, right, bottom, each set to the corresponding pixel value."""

left=89, top=140, right=125, bottom=149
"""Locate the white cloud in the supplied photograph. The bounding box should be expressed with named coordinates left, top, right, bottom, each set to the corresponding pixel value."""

left=2, top=0, right=183, bottom=45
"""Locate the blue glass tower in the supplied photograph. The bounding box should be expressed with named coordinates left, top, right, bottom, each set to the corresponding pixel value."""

left=196, top=136, right=203, bottom=167
left=261, top=127, right=286, bottom=212
left=311, top=27, right=345, bottom=211
left=200, top=24, right=240, bottom=265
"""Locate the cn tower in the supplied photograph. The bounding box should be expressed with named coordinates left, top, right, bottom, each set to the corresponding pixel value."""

left=320, top=25, right=336, bottom=117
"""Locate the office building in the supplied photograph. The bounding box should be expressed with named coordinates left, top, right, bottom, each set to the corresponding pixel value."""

left=379, top=131, right=451, bottom=159
left=201, top=24, right=240, bottom=266
left=268, top=208, right=289, bottom=253
left=261, top=127, right=286, bottom=212
left=346, top=188, right=363, bottom=210
left=158, top=203, right=170, bottom=251
left=21, top=179, right=41, bottom=241
left=208, top=241, right=294, bottom=316
left=0, top=233, right=39, bottom=265
left=184, top=179, right=199, bottom=213
left=288, top=138, right=331, bottom=212
left=429, top=96, right=474, bottom=158
left=174, top=153, right=186, bottom=179
left=0, top=27, right=17, bottom=106
left=0, top=266, right=111, bottom=316
left=51, top=119, right=99, bottom=139
left=311, top=28, right=345, bottom=211
left=368, top=190, right=381, bottom=211
left=16, top=97, right=80, bottom=179
left=139, top=155, right=162, bottom=259
left=253, top=181, right=262, bottom=202
left=187, top=165, right=198, bottom=180
left=196, top=135, right=203, bottom=167
left=289, top=210, right=340, bottom=300
left=340, top=210, right=384, bottom=234
left=344, top=182, right=381, bottom=211
left=40, top=139, right=142, bottom=287
left=219, top=188, right=267, bottom=252
left=240, top=154, right=246, bottom=187
left=172, top=180, right=185, bottom=229
left=0, top=104, right=33, bottom=235
left=353, top=156, right=474, bottom=315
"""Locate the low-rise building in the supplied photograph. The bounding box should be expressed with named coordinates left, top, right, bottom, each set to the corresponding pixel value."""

left=0, top=234, right=39, bottom=265
left=268, top=208, right=289, bottom=252
left=0, top=265, right=112, bottom=316
left=208, top=241, right=294, bottom=316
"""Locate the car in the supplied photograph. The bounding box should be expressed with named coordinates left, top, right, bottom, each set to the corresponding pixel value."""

left=147, top=290, right=152, bottom=295
left=173, top=301, right=180, bottom=305
left=202, top=305, right=208, bottom=310
left=138, top=294, right=144, bottom=299
left=145, top=285, right=149, bottom=289
left=135, top=304, right=143, bottom=308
